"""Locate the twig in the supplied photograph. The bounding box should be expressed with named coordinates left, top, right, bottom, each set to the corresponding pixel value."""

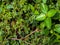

left=8, top=28, right=40, bottom=40
left=24, top=28, right=39, bottom=39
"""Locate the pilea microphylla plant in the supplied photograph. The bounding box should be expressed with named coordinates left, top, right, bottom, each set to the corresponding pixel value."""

left=0, top=0, right=60, bottom=45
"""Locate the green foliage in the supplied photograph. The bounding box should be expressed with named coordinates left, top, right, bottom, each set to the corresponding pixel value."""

left=0, top=0, right=60, bottom=45
left=42, top=0, right=47, bottom=3
left=40, top=3, right=48, bottom=13
left=36, top=13, right=46, bottom=21
left=54, top=24, right=60, bottom=33
left=47, top=9, right=57, bottom=17
left=44, top=18, right=52, bottom=29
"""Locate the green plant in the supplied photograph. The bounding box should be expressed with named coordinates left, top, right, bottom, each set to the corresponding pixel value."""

left=0, top=0, right=60, bottom=45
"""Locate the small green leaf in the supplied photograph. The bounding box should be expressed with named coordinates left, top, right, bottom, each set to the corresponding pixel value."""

left=0, top=7, right=2, bottom=13
left=47, top=9, right=57, bottom=17
left=45, top=18, right=52, bottom=29
left=34, top=10, right=39, bottom=15
left=54, top=28, right=60, bottom=33
left=54, top=24, right=60, bottom=33
left=40, top=22, right=45, bottom=29
left=55, top=24, right=60, bottom=28
left=36, top=13, right=46, bottom=21
left=30, top=4, right=35, bottom=12
left=42, top=0, right=47, bottom=3
left=6, top=4, right=13, bottom=9
left=40, top=3, right=48, bottom=13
